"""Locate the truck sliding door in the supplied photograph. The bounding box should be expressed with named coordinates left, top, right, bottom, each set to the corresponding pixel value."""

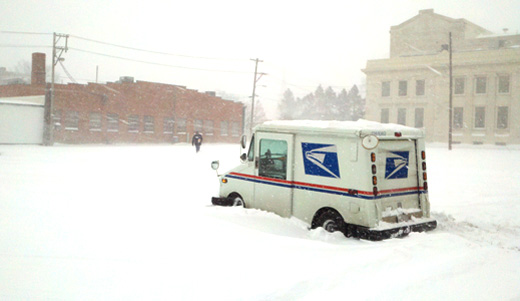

left=254, top=132, right=294, bottom=217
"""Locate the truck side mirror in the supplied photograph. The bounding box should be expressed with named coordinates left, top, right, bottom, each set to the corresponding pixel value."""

left=240, top=135, right=247, bottom=149
left=211, top=160, right=220, bottom=170
left=240, top=153, right=247, bottom=162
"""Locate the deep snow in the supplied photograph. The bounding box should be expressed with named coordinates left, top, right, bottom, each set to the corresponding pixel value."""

left=0, top=143, right=519, bottom=300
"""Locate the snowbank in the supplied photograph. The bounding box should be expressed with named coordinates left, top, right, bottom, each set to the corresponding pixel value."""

left=0, top=143, right=518, bottom=300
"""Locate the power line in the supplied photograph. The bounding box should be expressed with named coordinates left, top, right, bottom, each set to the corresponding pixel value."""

left=59, top=60, right=77, bottom=84
left=0, top=44, right=51, bottom=49
left=69, top=34, right=248, bottom=62
left=0, top=31, right=52, bottom=36
left=68, top=47, right=252, bottom=74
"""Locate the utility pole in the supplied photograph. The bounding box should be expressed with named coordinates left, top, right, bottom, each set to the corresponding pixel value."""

left=448, top=32, right=453, bottom=151
left=249, top=58, right=265, bottom=135
left=44, top=32, right=68, bottom=146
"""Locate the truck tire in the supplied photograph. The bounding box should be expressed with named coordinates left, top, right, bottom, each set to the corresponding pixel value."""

left=312, top=209, right=345, bottom=233
left=229, top=194, right=245, bottom=207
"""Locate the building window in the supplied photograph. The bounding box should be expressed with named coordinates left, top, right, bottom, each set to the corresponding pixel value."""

left=64, top=111, right=79, bottom=131
left=163, top=117, right=174, bottom=134
left=177, top=118, right=186, bottom=133
left=53, top=110, right=61, bottom=130
left=231, top=122, right=241, bottom=137
left=454, top=77, right=465, bottom=95
left=204, top=120, right=214, bottom=136
left=128, top=115, right=140, bottom=133
left=398, top=81, right=407, bottom=96
left=474, top=107, right=485, bottom=129
left=415, top=108, right=424, bottom=128
left=497, top=106, right=509, bottom=129
left=416, top=80, right=425, bottom=96
left=475, top=76, right=487, bottom=94
left=144, top=116, right=154, bottom=133
left=380, top=108, right=389, bottom=123
left=453, top=107, right=463, bottom=129
left=220, top=121, right=228, bottom=136
left=89, top=112, right=102, bottom=132
left=397, top=108, right=406, bottom=125
left=107, top=113, right=119, bottom=132
left=194, top=119, right=203, bottom=132
left=498, top=75, right=510, bottom=94
left=381, top=81, right=390, bottom=97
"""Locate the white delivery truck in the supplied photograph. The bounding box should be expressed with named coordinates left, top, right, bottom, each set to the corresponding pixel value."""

left=211, top=120, right=436, bottom=240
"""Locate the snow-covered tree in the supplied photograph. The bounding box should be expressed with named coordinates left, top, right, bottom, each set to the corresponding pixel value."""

left=348, top=85, right=365, bottom=121
left=278, top=89, right=296, bottom=120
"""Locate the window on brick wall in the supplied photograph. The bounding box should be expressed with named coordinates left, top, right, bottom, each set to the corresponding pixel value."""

left=53, top=110, right=61, bottom=130
left=453, top=107, right=463, bottom=129
left=177, top=118, right=186, bottom=133
left=498, top=75, right=510, bottom=94
left=194, top=119, right=203, bottom=132
left=128, top=115, right=140, bottom=133
left=454, top=77, right=465, bottom=95
left=89, top=112, right=102, bottom=131
left=416, top=80, right=425, bottom=96
left=380, top=108, right=389, bottom=123
left=163, top=117, right=174, bottom=134
left=474, top=107, right=485, bottom=129
left=64, top=111, right=79, bottom=130
left=231, top=122, right=241, bottom=137
left=397, top=108, right=406, bottom=125
left=475, top=76, right=487, bottom=94
left=497, top=106, right=509, bottom=129
left=398, top=81, right=407, bottom=96
left=204, top=120, right=214, bottom=136
left=107, top=113, right=119, bottom=132
left=144, top=116, right=154, bottom=133
left=381, top=81, right=390, bottom=97
left=220, top=121, right=228, bottom=136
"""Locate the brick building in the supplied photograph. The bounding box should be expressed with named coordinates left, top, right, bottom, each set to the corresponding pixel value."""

left=0, top=53, right=244, bottom=144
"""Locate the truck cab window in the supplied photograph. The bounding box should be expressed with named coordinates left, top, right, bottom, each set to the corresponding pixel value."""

left=259, top=139, right=287, bottom=179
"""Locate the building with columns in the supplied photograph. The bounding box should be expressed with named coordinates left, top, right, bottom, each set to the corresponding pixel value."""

left=363, top=9, right=520, bottom=145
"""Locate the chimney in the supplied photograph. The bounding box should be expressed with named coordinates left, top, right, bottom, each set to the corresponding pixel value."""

left=31, top=52, right=46, bottom=85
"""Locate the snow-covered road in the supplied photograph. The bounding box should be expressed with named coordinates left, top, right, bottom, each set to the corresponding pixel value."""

left=0, top=143, right=519, bottom=300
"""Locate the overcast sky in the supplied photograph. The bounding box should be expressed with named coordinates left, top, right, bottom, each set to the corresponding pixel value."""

left=1, top=0, right=519, bottom=117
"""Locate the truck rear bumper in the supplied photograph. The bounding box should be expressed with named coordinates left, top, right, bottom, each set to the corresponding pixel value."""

left=350, top=219, right=437, bottom=241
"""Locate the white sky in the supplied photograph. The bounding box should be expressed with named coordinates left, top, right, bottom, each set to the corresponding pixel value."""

left=1, top=0, right=519, bottom=117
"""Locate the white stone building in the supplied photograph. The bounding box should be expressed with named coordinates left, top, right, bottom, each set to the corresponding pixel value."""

left=363, top=9, right=520, bottom=145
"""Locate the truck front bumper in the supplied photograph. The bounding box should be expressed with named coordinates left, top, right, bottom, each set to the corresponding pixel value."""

left=211, top=196, right=235, bottom=206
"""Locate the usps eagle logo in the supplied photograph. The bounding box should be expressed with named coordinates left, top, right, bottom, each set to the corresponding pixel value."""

left=385, top=151, right=409, bottom=179
left=301, top=143, right=341, bottom=179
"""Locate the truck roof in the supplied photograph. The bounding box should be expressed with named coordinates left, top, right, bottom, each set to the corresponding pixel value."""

left=255, top=120, right=424, bottom=139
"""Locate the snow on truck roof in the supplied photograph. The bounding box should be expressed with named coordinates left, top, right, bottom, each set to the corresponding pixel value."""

left=256, top=120, right=424, bottom=138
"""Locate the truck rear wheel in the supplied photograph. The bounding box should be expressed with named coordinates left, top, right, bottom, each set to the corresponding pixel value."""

left=312, top=209, right=345, bottom=233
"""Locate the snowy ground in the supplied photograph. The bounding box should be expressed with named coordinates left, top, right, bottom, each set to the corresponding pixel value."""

left=0, top=142, right=519, bottom=300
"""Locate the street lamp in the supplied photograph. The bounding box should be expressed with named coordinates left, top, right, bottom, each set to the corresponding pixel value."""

left=442, top=32, right=453, bottom=151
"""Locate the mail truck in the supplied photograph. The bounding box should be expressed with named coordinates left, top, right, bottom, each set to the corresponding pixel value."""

left=211, top=120, right=437, bottom=240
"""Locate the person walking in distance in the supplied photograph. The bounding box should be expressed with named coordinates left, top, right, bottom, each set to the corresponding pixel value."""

left=192, top=131, right=203, bottom=153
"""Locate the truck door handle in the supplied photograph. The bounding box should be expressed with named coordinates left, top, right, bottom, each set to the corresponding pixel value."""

left=255, top=157, right=259, bottom=169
